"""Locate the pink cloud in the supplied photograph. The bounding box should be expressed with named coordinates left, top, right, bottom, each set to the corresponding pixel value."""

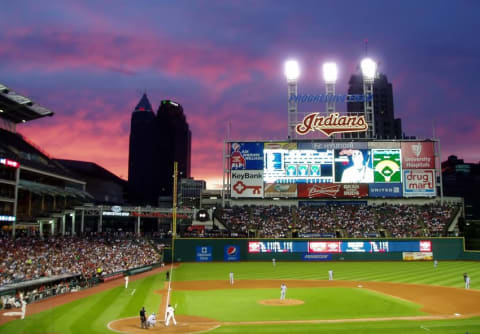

left=1, top=28, right=276, bottom=96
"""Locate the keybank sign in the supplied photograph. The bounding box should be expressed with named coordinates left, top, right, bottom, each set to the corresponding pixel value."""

left=289, top=93, right=373, bottom=103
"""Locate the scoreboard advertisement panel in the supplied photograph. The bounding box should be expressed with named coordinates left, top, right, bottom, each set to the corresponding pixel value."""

left=401, top=142, right=435, bottom=169
left=248, top=240, right=432, bottom=253
left=297, top=184, right=368, bottom=198
left=403, top=169, right=436, bottom=197
left=373, top=149, right=402, bottom=182
left=229, top=140, right=437, bottom=198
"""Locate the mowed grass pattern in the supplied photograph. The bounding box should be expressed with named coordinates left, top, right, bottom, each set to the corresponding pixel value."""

left=173, top=261, right=480, bottom=289
left=0, top=261, right=479, bottom=333
left=173, top=287, right=425, bottom=321
left=0, top=272, right=164, bottom=334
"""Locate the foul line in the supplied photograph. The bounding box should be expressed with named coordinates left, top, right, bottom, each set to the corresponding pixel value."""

left=130, top=289, right=136, bottom=296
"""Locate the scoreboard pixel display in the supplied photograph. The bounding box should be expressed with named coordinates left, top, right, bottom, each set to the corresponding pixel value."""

left=230, top=141, right=437, bottom=198
left=248, top=240, right=432, bottom=253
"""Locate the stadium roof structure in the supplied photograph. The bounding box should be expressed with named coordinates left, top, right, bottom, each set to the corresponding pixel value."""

left=0, top=83, right=54, bottom=123
left=0, top=128, right=79, bottom=180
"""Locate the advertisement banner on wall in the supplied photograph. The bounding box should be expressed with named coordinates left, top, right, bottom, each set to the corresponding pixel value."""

left=298, top=184, right=368, bottom=198
left=264, top=183, right=297, bottom=197
left=230, top=142, right=263, bottom=170
left=401, top=142, right=435, bottom=169
left=196, top=246, right=213, bottom=262
left=369, top=183, right=403, bottom=198
left=402, top=252, right=433, bottom=261
left=308, top=241, right=341, bottom=253
left=302, top=253, right=332, bottom=261
left=224, top=245, right=240, bottom=261
left=231, top=170, right=264, bottom=198
left=403, top=169, right=436, bottom=197
left=373, top=149, right=402, bottom=182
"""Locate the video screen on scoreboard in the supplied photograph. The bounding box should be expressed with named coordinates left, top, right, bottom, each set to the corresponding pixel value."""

left=373, top=149, right=402, bottom=182
left=263, top=149, right=334, bottom=184
left=334, top=149, right=373, bottom=183
left=248, top=240, right=432, bottom=253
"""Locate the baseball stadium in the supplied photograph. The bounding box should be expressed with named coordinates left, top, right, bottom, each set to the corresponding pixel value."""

left=1, top=58, right=480, bottom=334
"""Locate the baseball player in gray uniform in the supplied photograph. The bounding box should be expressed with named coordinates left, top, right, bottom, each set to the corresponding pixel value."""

left=229, top=272, right=234, bottom=285
left=20, top=300, right=27, bottom=320
left=280, top=283, right=287, bottom=300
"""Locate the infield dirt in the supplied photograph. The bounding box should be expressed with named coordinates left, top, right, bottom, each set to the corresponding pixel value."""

left=108, top=279, right=480, bottom=333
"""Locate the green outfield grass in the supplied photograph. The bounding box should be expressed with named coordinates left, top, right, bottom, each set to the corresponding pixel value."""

left=0, top=261, right=479, bottom=334
left=173, top=287, right=425, bottom=321
left=0, top=272, right=165, bottom=334
left=173, top=261, right=480, bottom=289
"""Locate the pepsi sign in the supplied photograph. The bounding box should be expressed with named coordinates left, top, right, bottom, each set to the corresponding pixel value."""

left=224, top=245, right=240, bottom=261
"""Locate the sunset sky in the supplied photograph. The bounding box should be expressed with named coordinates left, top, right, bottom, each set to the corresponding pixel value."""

left=1, top=1, right=479, bottom=188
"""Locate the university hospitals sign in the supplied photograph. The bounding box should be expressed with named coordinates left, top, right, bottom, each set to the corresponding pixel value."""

left=295, top=112, right=368, bottom=137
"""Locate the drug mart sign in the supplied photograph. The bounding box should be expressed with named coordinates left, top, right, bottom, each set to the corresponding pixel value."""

left=403, top=169, right=436, bottom=197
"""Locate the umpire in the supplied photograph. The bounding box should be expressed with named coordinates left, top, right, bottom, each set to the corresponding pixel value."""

left=140, top=306, right=147, bottom=329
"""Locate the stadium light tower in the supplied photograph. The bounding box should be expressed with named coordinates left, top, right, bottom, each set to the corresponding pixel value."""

left=360, top=58, right=377, bottom=138
left=322, top=62, right=338, bottom=114
left=285, top=60, right=300, bottom=140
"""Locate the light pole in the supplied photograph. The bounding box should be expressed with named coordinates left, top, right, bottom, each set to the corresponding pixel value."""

left=322, top=62, right=338, bottom=115
left=284, top=60, right=300, bottom=140
left=360, top=58, right=377, bottom=138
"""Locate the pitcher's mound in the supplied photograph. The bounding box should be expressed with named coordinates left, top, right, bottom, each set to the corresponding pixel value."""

left=259, top=299, right=304, bottom=306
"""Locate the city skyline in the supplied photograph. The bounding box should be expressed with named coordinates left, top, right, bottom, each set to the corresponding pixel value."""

left=1, top=1, right=479, bottom=188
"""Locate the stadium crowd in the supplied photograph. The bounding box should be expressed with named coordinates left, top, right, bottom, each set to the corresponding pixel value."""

left=0, top=233, right=162, bottom=287
left=220, top=203, right=458, bottom=238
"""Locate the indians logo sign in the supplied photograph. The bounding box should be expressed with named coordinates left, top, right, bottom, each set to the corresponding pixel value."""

left=295, top=112, right=368, bottom=136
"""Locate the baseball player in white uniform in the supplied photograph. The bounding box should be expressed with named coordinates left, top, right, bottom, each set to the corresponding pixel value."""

left=465, top=274, right=471, bottom=289
left=229, top=272, right=234, bottom=285
left=433, top=260, right=438, bottom=268
left=21, top=300, right=27, bottom=320
left=272, top=258, right=276, bottom=267
left=280, top=283, right=287, bottom=300
left=165, top=304, right=177, bottom=326
left=147, top=312, right=156, bottom=327
left=328, top=270, right=334, bottom=281
left=124, top=275, right=129, bottom=289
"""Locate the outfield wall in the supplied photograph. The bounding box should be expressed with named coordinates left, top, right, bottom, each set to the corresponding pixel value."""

left=170, top=238, right=480, bottom=262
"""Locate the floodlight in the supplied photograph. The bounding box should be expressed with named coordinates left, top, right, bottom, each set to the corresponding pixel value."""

left=360, top=58, right=377, bottom=80
left=322, top=62, right=338, bottom=83
left=284, top=60, right=300, bottom=81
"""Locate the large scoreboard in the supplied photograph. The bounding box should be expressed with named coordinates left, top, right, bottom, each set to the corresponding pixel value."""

left=229, top=140, right=437, bottom=199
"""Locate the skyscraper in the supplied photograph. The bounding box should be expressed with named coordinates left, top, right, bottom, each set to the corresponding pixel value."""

left=128, top=95, right=191, bottom=205
left=155, top=100, right=191, bottom=197
left=343, top=72, right=402, bottom=139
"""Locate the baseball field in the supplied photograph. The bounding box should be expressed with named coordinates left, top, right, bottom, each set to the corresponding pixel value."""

left=1, top=261, right=480, bottom=333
